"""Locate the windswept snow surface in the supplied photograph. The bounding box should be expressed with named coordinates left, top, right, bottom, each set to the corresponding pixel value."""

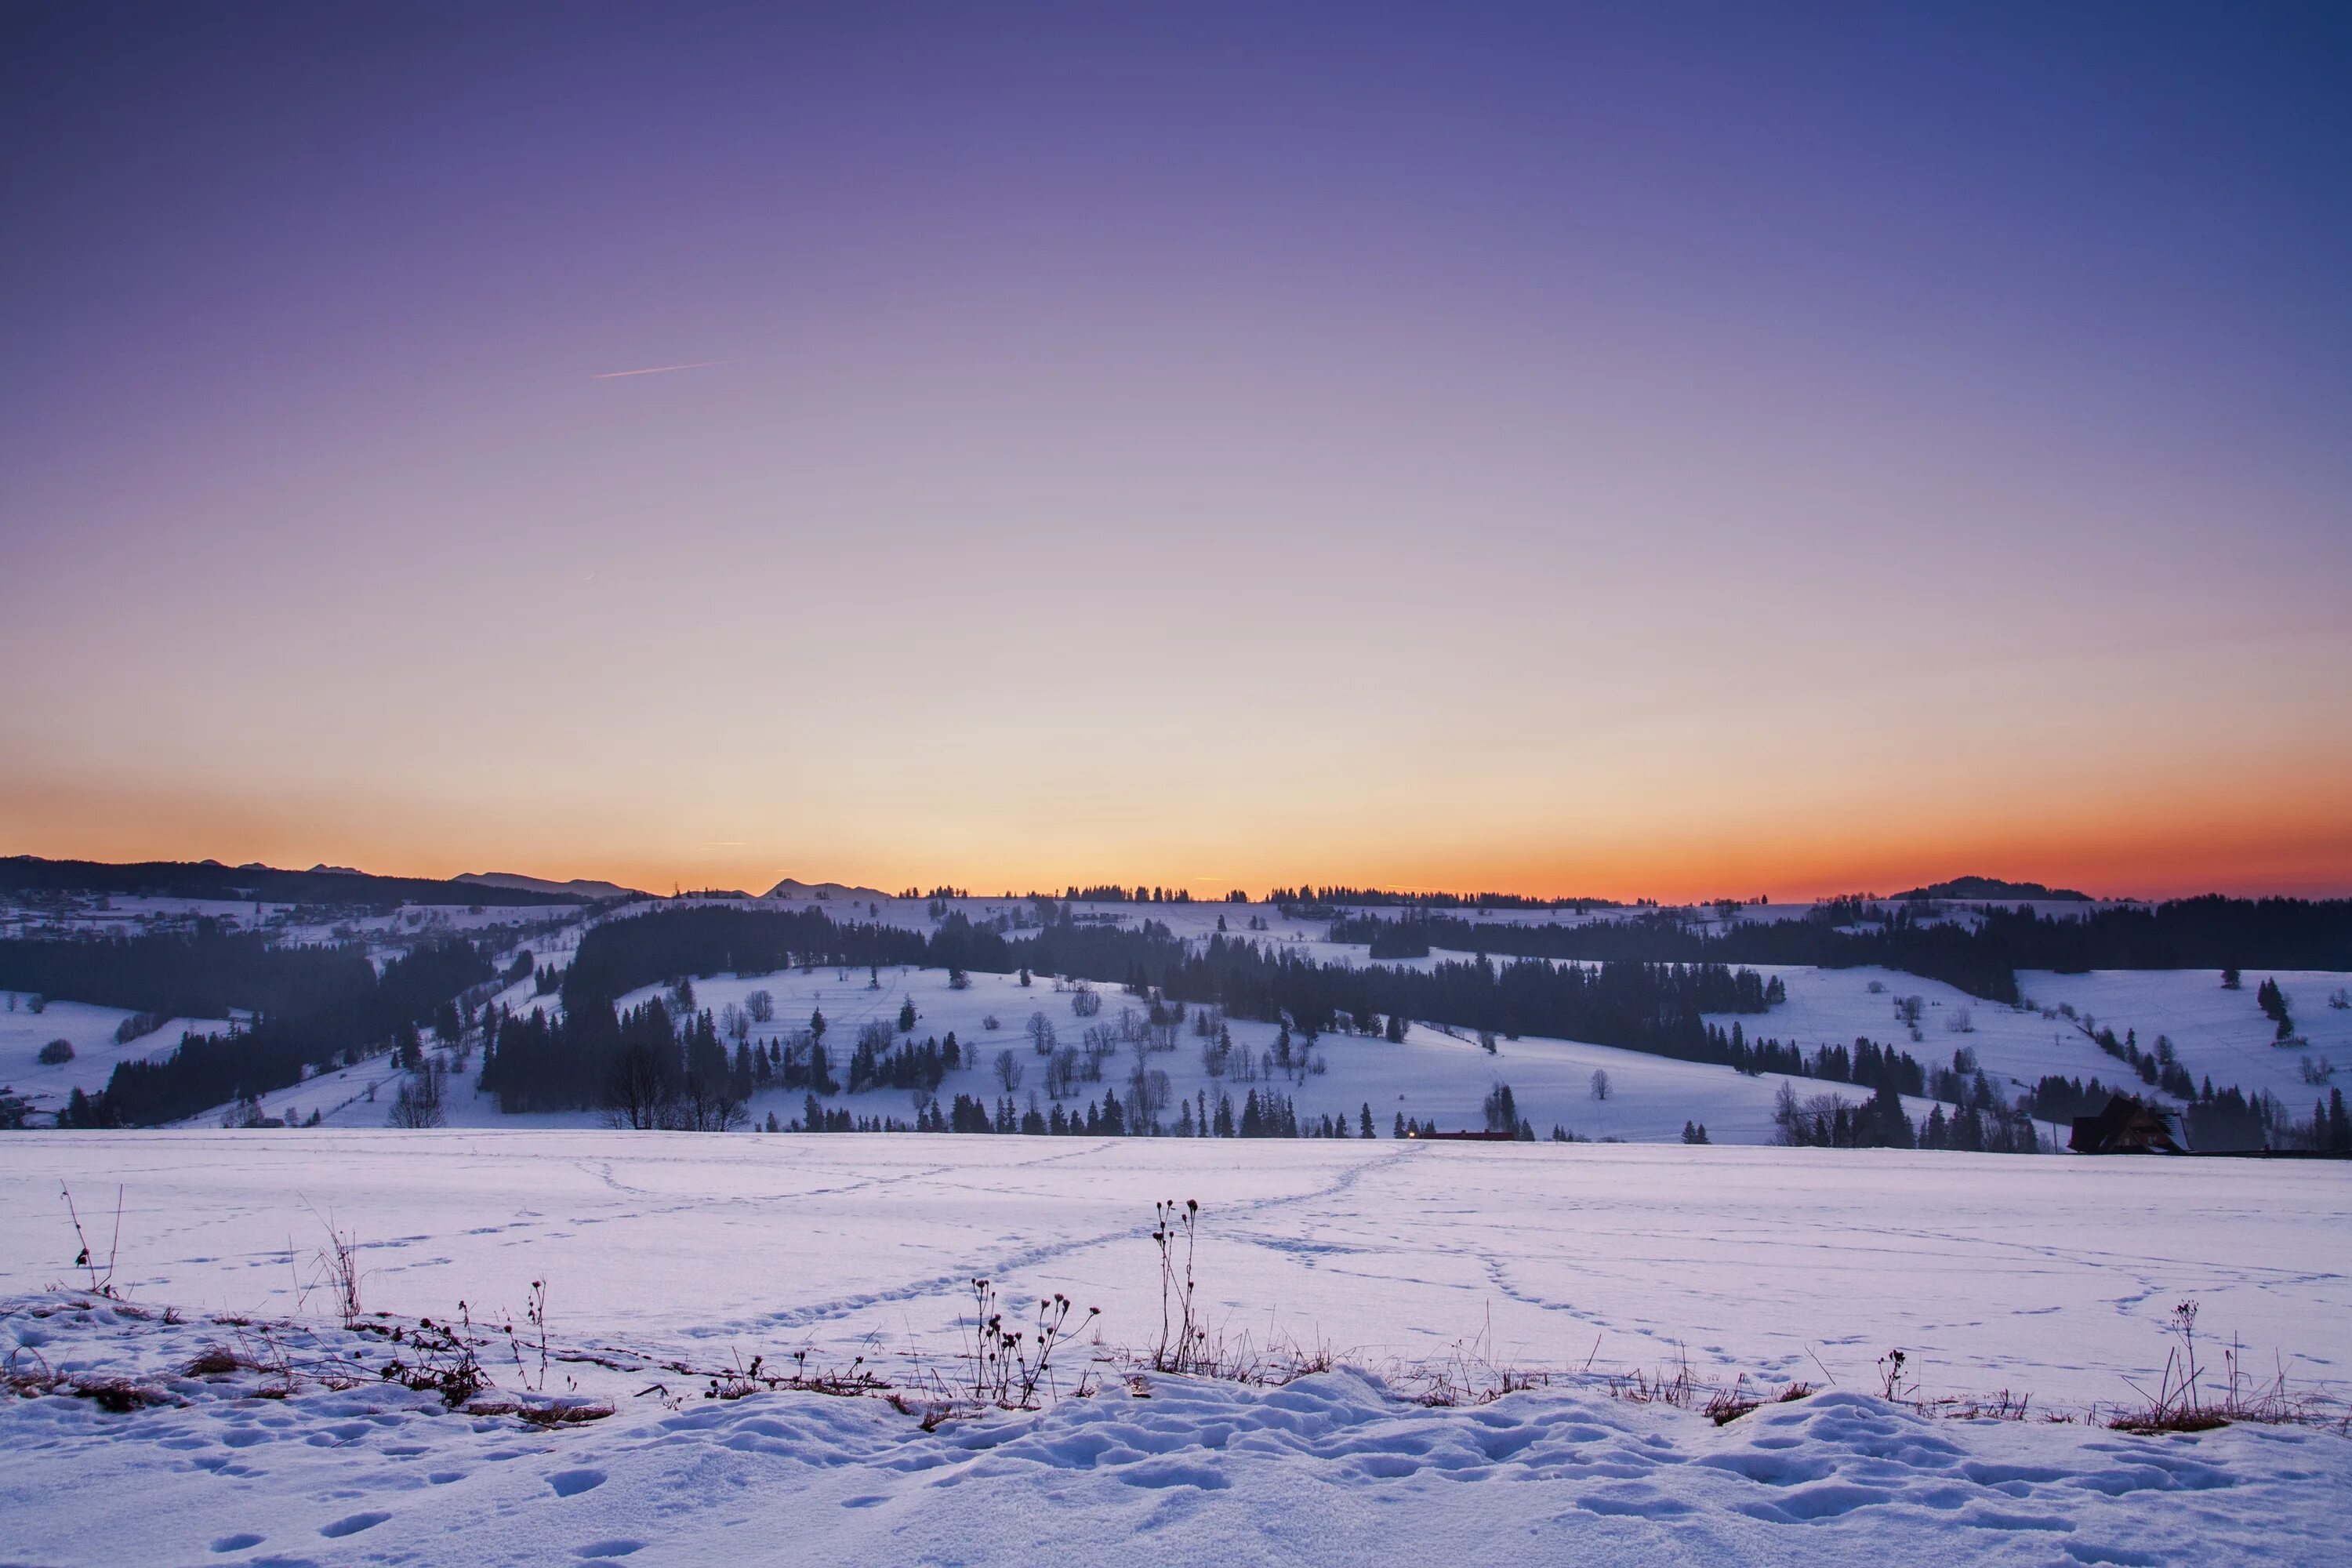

left=7, top=1294, right=2348, bottom=1568
left=2, top=1136, right=2348, bottom=1565
left=2, top=1135, right=2347, bottom=1564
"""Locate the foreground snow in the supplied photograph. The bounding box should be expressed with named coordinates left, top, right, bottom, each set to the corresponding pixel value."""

left=3, top=1135, right=2347, bottom=1565
left=5, top=1135, right=2345, bottom=1408
left=7, top=1290, right=2347, bottom=1567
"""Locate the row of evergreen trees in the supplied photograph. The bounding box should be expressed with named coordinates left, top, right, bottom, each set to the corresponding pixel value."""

left=789, top=1091, right=1396, bottom=1141
left=1330, top=895, right=2352, bottom=1004
left=54, top=935, right=493, bottom=1127
left=1, top=922, right=376, bottom=1025
left=1772, top=1076, right=2043, bottom=1152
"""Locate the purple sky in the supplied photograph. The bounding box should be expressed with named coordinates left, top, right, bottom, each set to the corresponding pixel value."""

left=3, top=3, right=2348, bottom=898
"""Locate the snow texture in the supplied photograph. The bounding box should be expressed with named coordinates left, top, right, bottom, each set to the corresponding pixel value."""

left=3, top=1131, right=2350, bottom=1566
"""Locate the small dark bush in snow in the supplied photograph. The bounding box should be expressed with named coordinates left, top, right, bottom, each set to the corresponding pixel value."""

left=39, top=1039, right=74, bottom=1065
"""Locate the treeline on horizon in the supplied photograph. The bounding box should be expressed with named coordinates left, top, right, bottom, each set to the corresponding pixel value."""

left=0, top=855, right=575, bottom=908
left=1330, top=895, right=2352, bottom=1003
left=1040, top=884, right=1627, bottom=909
left=0, top=924, right=496, bottom=1127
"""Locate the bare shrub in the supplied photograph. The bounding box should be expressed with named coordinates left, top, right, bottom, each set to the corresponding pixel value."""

left=1150, top=1199, right=1207, bottom=1374
left=183, top=1345, right=246, bottom=1377
left=379, top=1316, right=489, bottom=1408
left=962, top=1277, right=1097, bottom=1409
left=306, top=1207, right=365, bottom=1329
left=60, top=1183, right=123, bottom=1298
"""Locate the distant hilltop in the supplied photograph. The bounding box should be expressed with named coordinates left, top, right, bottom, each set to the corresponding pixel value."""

left=763, top=877, right=895, bottom=906
left=0, top=855, right=590, bottom=907
left=1894, top=876, right=2092, bottom=902
left=456, top=871, right=647, bottom=901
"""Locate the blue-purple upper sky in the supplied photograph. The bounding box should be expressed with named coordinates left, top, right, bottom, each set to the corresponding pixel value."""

left=4, top=3, right=2347, bottom=898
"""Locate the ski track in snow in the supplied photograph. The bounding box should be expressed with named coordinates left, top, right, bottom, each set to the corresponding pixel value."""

left=734, top=1142, right=1421, bottom=1340
left=5, top=1134, right=2345, bottom=1406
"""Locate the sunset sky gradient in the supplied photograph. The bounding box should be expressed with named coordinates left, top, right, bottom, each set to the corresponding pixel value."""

left=3, top=3, right=2347, bottom=900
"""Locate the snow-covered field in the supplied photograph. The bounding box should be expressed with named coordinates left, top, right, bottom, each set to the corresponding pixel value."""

left=2, top=1134, right=2347, bottom=1565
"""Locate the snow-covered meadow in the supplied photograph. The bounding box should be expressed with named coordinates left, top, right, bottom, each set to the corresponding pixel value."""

left=2, top=1133, right=2347, bottom=1565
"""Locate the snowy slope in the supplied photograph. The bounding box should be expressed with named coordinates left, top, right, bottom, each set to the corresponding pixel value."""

left=1710, top=965, right=2348, bottom=1112
left=2020, top=970, right=2350, bottom=1107
left=484, top=963, right=1840, bottom=1143
left=0, top=998, right=234, bottom=1112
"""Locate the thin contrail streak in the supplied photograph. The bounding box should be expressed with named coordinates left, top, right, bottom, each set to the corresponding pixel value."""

left=592, top=359, right=735, bottom=379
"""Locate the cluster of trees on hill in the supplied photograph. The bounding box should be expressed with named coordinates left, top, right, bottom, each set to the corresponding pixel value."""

left=0, top=923, right=374, bottom=1022
left=793, top=1088, right=1377, bottom=1140
left=1330, top=895, right=2352, bottom=1003
left=555, top=906, right=1780, bottom=1066
left=1721, top=1025, right=1929, bottom=1098
left=1063, top=884, right=1197, bottom=904
left=1773, top=1073, right=2044, bottom=1152
left=49, top=935, right=493, bottom=1126
left=2067, top=1022, right=2199, bottom=1098
left=1329, top=906, right=2016, bottom=998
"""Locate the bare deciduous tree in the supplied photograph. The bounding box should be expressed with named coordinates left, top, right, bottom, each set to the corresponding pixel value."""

left=604, top=1040, right=672, bottom=1131
left=387, top=1062, right=447, bottom=1128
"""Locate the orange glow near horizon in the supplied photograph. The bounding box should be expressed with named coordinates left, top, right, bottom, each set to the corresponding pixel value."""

left=9, top=768, right=2349, bottom=906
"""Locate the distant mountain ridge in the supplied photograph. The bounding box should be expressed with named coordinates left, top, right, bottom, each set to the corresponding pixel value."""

left=456, top=871, right=644, bottom=901
left=1894, top=876, right=2092, bottom=902
left=763, top=877, right=895, bottom=906
left=0, top=855, right=583, bottom=907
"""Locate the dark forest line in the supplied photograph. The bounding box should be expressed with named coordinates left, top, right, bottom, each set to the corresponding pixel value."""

left=1, top=855, right=578, bottom=908
left=1330, top=895, right=2352, bottom=1002
left=9, top=929, right=498, bottom=1127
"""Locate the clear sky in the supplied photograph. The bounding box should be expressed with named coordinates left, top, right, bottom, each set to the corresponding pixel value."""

left=3, top=3, right=2347, bottom=901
